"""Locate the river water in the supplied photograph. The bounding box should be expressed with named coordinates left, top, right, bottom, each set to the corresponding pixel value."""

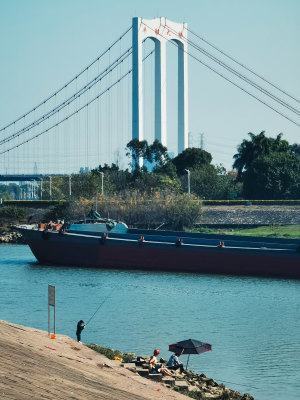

left=1, top=244, right=299, bottom=400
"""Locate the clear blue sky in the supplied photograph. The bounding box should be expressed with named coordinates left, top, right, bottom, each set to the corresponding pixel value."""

left=0, top=0, right=299, bottom=171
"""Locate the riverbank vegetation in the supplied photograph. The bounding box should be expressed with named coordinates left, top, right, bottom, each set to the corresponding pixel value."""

left=0, top=205, right=27, bottom=233
left=86, top=344, right=253, bottom=400
left=192, top=224, right=300, bottom=239
left=0, top=131, right=299, bottom=235
left=43, top=192, right=202, bottom=230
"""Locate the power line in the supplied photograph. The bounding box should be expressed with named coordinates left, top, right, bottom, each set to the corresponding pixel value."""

left=0, top=26, right=132, bottom=133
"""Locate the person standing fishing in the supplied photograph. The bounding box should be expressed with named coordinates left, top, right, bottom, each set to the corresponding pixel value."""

left=76, top=320, right=86, bottom=343
left=75, top=291, right=111, bottom=343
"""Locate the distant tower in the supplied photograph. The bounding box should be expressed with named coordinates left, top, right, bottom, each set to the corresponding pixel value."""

left=132, top=17, right=188, bottom=165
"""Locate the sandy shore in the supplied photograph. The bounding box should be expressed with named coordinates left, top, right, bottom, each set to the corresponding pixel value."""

left=0, top=320, right=187, bottom=400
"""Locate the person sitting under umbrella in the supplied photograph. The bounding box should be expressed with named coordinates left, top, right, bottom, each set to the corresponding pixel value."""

left=167, top=349, right=184, bottom=374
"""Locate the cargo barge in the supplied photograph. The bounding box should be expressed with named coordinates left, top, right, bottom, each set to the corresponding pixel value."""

left=16, top=224, right=300, bottom=278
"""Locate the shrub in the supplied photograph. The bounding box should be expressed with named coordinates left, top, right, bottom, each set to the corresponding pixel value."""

left=0, top=206, right=27, bottom=224
left=43, top=202, right=72, bottom=222
left=94, top=191, right=202, bottom=230
left=164, top=194, right=202, bottom=230
left=86, top=344, right=135, bottom=362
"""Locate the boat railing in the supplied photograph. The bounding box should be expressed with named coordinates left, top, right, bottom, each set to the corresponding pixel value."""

left=65, top=231, right=297, bottom=253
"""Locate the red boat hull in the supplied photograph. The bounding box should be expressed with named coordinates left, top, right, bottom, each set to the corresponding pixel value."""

left=19, top=228, right=300, bottom=278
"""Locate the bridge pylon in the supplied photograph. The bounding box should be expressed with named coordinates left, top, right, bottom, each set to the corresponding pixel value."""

left=132, top=17, right=188, bottom=165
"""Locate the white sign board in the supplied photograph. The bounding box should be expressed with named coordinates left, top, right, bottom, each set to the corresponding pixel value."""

left=48, top=285, right=56, bottom=306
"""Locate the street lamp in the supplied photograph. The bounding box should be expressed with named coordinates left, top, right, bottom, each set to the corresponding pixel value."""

left=49, top=176, right=52, bottom=200
left=185, top=169, right=190, bottom=196
left=40, top=178, right=43, bottom=200
left=69, top=175, right=72, bottom=200
left=100, top=172, right=104, bottom=195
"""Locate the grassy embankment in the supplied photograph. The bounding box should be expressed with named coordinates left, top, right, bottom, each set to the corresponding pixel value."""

left=192, top=225, right=300, bottom=239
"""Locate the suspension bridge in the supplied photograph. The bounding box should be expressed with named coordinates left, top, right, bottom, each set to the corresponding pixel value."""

left=1, top=17, right=299, bottom=184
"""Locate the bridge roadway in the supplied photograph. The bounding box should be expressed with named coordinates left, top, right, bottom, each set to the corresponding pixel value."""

left=0, top=174, right=64, bottom=182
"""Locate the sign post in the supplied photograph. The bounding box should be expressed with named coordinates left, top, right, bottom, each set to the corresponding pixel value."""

left=48, top=285, right=56, bottom=337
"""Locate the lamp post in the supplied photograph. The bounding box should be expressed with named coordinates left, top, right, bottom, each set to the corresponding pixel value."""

left=40, top=178, right=43, bottom=200
left=49, top=176, right=52, bottom=200
left=100, top=172, right=104, bottom=195
left=69, top=175, right=72, bottom=200
left=185, top=168, right=190, bottom=196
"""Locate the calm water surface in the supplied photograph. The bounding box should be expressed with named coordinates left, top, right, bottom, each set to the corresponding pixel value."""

left=1, top=244, right=300, bottom=400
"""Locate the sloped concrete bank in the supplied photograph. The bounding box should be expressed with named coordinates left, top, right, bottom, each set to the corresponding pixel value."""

left=0, top=320, right=254, bottom=400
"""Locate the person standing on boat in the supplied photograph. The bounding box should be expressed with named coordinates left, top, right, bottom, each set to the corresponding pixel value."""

left=76, top=320, right=86, bottom=343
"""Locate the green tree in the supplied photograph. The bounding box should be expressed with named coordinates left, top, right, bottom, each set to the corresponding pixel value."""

left=233, top=131, right=289, bottom=179
left=126, top=139, right=150, bottom=170
left=155, top=161, right=178, bottom=179
left=180, top=165, right=240, bottom=199
left=71, top=172, right=111, bottom=199
left=243, top=152, right=300, bottom=199
left=290, top=143, right=300, bottom=155
left=41, top=176, right=68, bottom=200
left=149, top=139, right=169, bottom=170
left=0, top=183, right=21, bottom=199
left=133, top=172, right=181, bottom=193
left=172, top=147, right=212, bottom=175
left=92, top=164, right=130, bottom=193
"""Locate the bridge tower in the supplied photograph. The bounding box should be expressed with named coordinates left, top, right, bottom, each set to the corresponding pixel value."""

left=132, top=17, right=188, bottom=163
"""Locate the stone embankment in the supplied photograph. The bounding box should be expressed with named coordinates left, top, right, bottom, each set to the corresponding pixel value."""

left=122, top=356, right=253, bottom=400
left=0, top=230, right=23, bottom=244
left=200, top=205, right=300, bottom=226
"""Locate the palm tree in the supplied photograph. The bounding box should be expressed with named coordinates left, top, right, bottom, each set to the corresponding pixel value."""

left=233, top=131, right=288, bottom=179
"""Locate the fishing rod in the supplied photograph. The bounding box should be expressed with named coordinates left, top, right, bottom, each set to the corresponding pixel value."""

left=212, top=378, right=259, bottom=390
left=85, top=292, right=112, bottom=327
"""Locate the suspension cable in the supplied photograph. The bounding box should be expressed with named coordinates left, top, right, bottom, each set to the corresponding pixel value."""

left=188, top=27, right=300, bottom=105
left=0, top=48, right=132, bottom=146
left=0, top=26, right=132, bottom=132
left=141, top=21, right=300, bottom=128
left=165, top=23, right=300, bottom=117
left=0, top=49, right=154, bottom=155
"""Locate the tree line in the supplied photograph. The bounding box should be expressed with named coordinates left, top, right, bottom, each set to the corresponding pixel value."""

left=1, top=131, right=299, bottom=201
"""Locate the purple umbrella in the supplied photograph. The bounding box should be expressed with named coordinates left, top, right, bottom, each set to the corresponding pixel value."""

left=168, top=338, right=212, bottom=369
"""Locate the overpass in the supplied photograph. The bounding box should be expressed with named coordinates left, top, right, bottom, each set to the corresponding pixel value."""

left=0, top=174, right=44, bottom=182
